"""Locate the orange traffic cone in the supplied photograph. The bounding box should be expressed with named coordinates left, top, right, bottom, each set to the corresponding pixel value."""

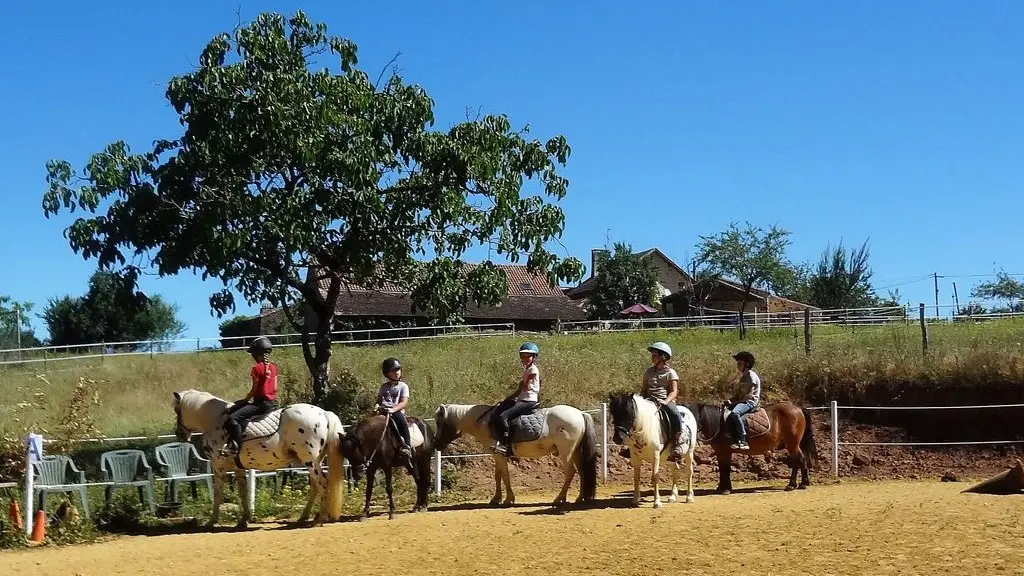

left=8, top=499, right=22, bottom=531
left=29, top=509, right=45, bottom=543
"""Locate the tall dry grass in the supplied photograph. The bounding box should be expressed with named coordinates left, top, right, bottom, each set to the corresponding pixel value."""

left=2, top=319, right=1023, bottom=437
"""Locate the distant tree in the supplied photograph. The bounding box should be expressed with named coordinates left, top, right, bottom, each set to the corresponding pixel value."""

left=971, top=270, right=1024, bottom=312
left=41, top=271, right=186, bottom=349
left=0, top=296, right=42, bottom=349
left=587, top=243, right=660, bottom=320
left=695, top=221, right=793, bottom=339
left=958, top=302, right=988, bottom=316
left=801, top=240, right=876, bottom=310
left=41, top=11, right=583, bottom=403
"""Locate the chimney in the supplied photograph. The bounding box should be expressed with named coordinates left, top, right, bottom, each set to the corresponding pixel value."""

left=591, top=249, right=609, bottom=278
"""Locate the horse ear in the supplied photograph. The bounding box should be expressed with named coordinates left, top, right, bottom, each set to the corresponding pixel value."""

left=173, top=391, right=180, bottom=401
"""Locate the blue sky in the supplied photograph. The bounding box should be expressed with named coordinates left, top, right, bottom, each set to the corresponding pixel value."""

left=2, top=1, right=1022, bottom=341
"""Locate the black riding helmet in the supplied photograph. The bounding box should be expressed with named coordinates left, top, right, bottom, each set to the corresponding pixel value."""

left=733, top=350, right=755, bottom=368
left=381, top=357, right=402, bottom=376
left=248, top=337, right=273, bottom=355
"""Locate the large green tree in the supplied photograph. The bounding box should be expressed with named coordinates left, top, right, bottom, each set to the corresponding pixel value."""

left=587, top=243, right=660, bottom=320
left=41, top=270, right=186, bottom=349
left=42, top=11, right=583, bottom=403
left=0, top=296, right=42, bottom=350
left=799, top=239, right=876, bottom=310
left=971, top=270, right=1024, bottom=313
left=695, top=221, right=793, bottom=339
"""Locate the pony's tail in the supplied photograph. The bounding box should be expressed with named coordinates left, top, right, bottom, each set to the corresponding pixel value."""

left=575, top=411, right=599, bottom=502
left=325, top=411, right=346, bottom=520
left=800, top=407, right=817, bottom=467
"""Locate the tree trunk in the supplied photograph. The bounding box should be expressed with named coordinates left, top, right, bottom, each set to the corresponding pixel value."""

left=300, top=304, right=334, bottom=406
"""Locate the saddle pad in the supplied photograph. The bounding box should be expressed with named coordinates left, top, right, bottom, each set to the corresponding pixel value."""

left=241, top=410, right=283, bottom=442
left=744, top=408, right=770, bottom=438
left=408, top=419, right=425, bottom=449
left=509, top=409, right=548, bottom=443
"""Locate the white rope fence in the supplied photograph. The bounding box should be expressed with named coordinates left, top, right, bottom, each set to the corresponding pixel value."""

left=9, top=400, right=1024, bottom=535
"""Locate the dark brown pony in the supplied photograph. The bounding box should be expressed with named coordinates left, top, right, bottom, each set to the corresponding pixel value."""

left=684, top=402, right=817, bottom=494
left=340, top=414, right=434, bottom=520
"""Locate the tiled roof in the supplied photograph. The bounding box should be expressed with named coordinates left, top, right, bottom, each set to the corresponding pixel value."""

left=330, top=291, right=586, bottom=321
left=309, top=262, right=564, bottom=298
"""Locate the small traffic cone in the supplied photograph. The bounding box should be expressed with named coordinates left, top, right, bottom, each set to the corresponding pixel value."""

left=8, top=499, right=22, bottom=531
left=962, top=459, right=1024, bottom=495
left=29, top=510, right=45, bottom=543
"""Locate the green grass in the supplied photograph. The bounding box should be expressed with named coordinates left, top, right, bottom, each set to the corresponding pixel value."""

left=2, top=319, right=1024, bottom=438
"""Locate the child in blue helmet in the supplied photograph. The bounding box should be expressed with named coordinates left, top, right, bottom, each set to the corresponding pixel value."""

left=490, top=342, right=541, bottom=456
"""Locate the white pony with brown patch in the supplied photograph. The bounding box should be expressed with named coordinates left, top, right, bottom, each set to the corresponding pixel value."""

left=172, top=389, right=345, bottom=527
left=608, top=392, right=697, bottom=508
left=433, top=403, right=598, bottom=506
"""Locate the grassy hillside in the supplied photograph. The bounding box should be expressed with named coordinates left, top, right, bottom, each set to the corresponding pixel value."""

left=3, top=319, right=1024, bottom=438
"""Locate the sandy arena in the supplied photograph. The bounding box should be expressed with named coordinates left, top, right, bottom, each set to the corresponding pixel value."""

left=4, top=480, right=1023, bottom=576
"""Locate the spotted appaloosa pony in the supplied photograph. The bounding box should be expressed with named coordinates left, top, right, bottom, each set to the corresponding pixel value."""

left=608, top=393, right=698, bottom=508
left=434, top=403, right=598, bottom=506
left=172, top=389, right=346, bottom=528
left=685, top=401, right=816, bottom=494
left=341, top=413, right=435, bottom=520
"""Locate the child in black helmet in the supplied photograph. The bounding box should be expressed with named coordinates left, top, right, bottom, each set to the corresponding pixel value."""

left=377, top=357, right=413, bottom=459
left=222, top=337, right=279, bottom=456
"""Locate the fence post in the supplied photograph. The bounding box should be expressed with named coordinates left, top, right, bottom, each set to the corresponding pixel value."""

left=247, top=469, right=256, bottom=511
left=919, top=303, right=929, bottom=355
left=24, top=433, right=42, bottom=535
left=601, top=403, right=609, bottom=482
left=434, top=450, right=442, bottom=495
left=803, top=308, right=811, bottom=355
left=830, top=401, right=839, bottom=479
left=196, top=338, right=201, bottom=352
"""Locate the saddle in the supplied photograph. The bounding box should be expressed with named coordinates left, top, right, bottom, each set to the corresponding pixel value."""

left=382, top=415, right=426, bottom=451
left=722, top=406, right=771, bottom=439
left=508, top=409, right=548, bottom=444
left=225, top=408, right=283, bottom=443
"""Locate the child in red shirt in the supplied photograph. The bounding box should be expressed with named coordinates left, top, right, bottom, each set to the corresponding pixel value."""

left=222, top=337, right=279, bottom=455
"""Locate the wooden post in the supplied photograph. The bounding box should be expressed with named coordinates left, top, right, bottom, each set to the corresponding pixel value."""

left=919, top=303, right=929, bottom=355
left=803, top=308, right=811, bottom=355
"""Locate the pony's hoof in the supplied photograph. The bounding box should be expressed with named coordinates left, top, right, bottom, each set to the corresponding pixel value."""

left=359, top=512, right=369, bottom=522
left=716, top=489, right=731, bottom=496
left=798, top=484, right=809, bottom=490
left=685, top=495, right=694, bottom=504
left=653, top=501, right=663, bottom=509
left=631, top=499, right=640, bottom=508
left=668, top=495, right=678, bottom=503
left=235, top=522, right=248, bottom=530
left=388, top=512, right=396, bottom=520
left=488, top=498, right=501, bottom=507
left=205, top=520, right=217, bottom=530
left=785, top=484, right=797, bottom=492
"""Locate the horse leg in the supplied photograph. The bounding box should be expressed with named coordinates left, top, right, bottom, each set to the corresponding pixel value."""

left=716, top=446, right=733, bottom=495
left=489, top=458, right=503, bottom=506
left=207, top=470, right=227, bottom=528
left=384, top=466, right=396, bottom=520
left=413, top=455, right=429, bottom=513
left=312, top=466, right=329, bottom=526
left=360, top=463, right=377, bottom=521
left=298, top=471, right=319, bottom=523
left=501, top=457, right=515, bottom=506
left=651, top=450, right=663, bottom=509
left=235, top=470, right=249, bottom=529
left=554, top=453, right=576, bottom=506
left=668, top=460, right=680, bottom=503
left=684, top=449, right=695, bottom=503
left=631, top=453, right=642, bottom=507
left=800, top=448, right=812, bottom=489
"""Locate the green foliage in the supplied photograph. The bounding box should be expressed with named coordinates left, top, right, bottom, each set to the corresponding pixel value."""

left=791, top=239, right=877, bottom=309
left=0, top=296, right=41, bottom=350
left=695, top=221, right=793, bottom=337
left=587, top=243, right=660, bottom=320
left=41, top=10, right=583, bottom=402
left=41, top=271, right=185, bottom=349
left=971, top=270, right=1024, bottom=311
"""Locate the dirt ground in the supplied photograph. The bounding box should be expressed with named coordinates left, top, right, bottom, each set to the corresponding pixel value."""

left=5, top=480, right=1023, bottom=576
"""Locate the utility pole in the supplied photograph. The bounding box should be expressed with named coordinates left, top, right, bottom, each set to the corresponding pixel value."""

left=933, top=272, right=940, bottom=319
left=15, top=306, right=22, bottom=361
left=952, top=282, right=960, bottom=316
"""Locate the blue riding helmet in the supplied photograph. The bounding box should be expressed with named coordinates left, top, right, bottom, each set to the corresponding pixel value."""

left=519, top=342, right=539, bottom=356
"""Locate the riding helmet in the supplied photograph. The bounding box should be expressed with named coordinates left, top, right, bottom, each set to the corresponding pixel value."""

left=647, top=341, right=673, bottom=360
left=381, top=357, right=402, bottom=376
left=519, top=342, right=540, bottom=356
left=247, top=337, right=273, bottom=354
left=733, top=350, right=756, bottom=367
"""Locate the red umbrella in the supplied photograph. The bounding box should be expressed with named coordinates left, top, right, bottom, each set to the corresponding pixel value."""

left=620, top=302, right=658, bottom=317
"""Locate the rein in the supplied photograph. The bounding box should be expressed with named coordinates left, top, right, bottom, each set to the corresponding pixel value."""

left=364, top=412, right=392, bottom=466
